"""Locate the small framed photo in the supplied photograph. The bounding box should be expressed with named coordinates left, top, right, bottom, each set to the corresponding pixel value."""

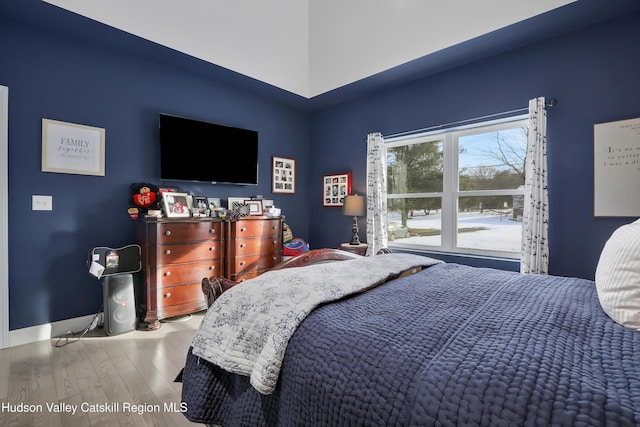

left=245, top=199, right=263, bottom=216
left=207, top=197, right=221, bottom=209
left=272, top=156, right=295, bottom=194
left=162, top=192, right=191, bottom=218
left=228, top=196, right=246, bottom=209
left=193, top=195, right=208, bottom=211
left=323, top=172, right=352, bottom=207
left=260, top=199, right=274, bottom=209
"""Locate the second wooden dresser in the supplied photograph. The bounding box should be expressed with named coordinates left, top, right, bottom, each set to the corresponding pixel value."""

left=225, top=216, right=284, bottom=281
left=138, top=218, right=224, bottom=330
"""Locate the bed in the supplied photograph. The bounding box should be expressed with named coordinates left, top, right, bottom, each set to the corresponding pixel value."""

left=177, top=246, right=640, bottom=426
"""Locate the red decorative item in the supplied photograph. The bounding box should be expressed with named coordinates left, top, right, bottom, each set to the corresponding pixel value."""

left=133, top=191, right=156, bottom=208
left=129, top=183, right=162, bottom=218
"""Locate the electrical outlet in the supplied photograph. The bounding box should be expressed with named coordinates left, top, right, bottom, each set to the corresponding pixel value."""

left=32, top=195, right=53, bottom=211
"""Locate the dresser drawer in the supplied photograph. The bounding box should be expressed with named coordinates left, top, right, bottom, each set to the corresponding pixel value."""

left=156, top=221, right=223, bottom=244
left=228, top=270, right=262, bottom=282
left=157, top=283, right=207, bottom=319
left=227, top=252, right=282, bottom=276
left=229, top=219, right=282, bottom=238
left=157, top=260, right=223, bottom=287
left=157, top=242, right=223, bottom=264
left=228, top=236, right=282, bottom=257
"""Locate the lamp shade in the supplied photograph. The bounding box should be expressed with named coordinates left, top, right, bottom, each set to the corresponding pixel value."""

left=343, top=194, right=365, bottom=217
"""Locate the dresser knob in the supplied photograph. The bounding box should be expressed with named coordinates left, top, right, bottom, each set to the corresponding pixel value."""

left=164, top=271, right=171, bottom=277
left=164, top=292, right=171, bottom=298
left=209, top=246, right=215, bottom=251
left=240, top=261, right=245, bottom=266
left=240, top=227, right=247, bottom=232
left=209, top=266, right=215, bottom=271
left=240, top=243, right=246, bottom=248
left=164, top=230, right=172, bottom=236
left=209, top=229, right=216, bottom=234
left=164, top=249, right=171, bottom=255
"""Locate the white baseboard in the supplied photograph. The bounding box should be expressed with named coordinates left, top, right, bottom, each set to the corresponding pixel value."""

left=8, top=312, right=103, bottom=348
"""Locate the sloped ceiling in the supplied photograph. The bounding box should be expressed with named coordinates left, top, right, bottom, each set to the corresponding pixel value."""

left=41, top=0, right=577, bottom=98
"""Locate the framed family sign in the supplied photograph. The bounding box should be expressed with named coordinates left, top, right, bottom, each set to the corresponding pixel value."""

left=42, top=118, right=105, bottom=176
left=272, top=156, right=295, bottom=194
left=323, top=172, right=352, bottom=207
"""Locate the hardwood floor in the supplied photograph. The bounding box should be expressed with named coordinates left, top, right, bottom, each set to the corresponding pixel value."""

left=0, top=313, right=206, bottom=426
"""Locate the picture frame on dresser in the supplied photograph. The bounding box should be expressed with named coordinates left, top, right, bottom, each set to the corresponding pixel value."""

left=245, top=200, right=263, bottom=216
left=162, top=192, right=191, bottom=218
left=323, top=172, right=352, bottom=207
left=207, top=197, right=221, bottom=209
left=193, top=195, right=208, bottom=210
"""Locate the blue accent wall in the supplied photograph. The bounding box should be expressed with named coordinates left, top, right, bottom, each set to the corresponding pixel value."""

left=2, top=2, right=640, bottom=331
left=0, top=10, right=310, bottom=330
left=309, top=11, right=640, bottom=280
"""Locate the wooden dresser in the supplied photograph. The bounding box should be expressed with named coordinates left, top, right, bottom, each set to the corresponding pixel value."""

left=225, top=216, right=284, bottom=282
left=138, top=218, right=224, bottom=330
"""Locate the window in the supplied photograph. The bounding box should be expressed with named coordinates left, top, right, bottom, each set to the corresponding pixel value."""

left=385, top=116, right=527, bottom=258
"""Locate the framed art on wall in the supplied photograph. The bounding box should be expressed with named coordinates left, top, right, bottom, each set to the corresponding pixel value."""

left=272, top=156, right=295, bottom=194
left=594, top=116, right=640, bottom=216
left=323, top=172, right=352, bottom=207
left=162, top=192, right=191, bottom=218
left=42, top=118, right=105, bottom=176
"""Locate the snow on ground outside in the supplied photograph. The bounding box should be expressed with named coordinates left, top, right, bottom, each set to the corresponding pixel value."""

left=389, top=211, right=521, bottom=253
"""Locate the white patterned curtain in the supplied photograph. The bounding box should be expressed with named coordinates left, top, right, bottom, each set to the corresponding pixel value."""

left=365, top=132, right=388, bottom=256
left=521, top=97, right=549, bottom=274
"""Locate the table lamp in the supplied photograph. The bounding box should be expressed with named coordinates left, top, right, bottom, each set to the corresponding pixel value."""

left=343, top=194, right=365, bottom=245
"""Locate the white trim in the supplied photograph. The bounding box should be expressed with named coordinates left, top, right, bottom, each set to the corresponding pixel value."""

left=7, top=313, right=100, bottom=348
left=0, top=86, right=8, bottom=349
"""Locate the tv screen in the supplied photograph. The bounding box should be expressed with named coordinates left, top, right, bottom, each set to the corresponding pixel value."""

left=159, top=113, right=258, bottom=185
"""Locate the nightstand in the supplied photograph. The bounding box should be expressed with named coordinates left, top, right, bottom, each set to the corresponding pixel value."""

left=339, top=242, right=368, bottom=256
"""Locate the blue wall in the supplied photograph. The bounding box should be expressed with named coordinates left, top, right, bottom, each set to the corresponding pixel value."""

left=0, top=12, right=310, bottom=330
left=309, top=11, right=640, bottom=280
left=2, top=3, right=639, bottom=331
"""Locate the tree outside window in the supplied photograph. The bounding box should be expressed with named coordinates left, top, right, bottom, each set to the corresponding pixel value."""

left=385, top=117, right=527, bottom=258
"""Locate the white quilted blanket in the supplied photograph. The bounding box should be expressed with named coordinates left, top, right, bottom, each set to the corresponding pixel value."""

left=191, top=253, right=441, bottom=394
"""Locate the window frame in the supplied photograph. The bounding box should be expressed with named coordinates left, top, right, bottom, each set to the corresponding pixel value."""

left=385, top=115, right=528, bottom=259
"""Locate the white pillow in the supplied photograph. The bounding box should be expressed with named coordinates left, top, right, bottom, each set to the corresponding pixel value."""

left=595, top=218, right=640, bottom=330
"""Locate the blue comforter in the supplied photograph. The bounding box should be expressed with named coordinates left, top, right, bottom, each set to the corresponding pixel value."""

left=180, top=263, right=640, bottom=426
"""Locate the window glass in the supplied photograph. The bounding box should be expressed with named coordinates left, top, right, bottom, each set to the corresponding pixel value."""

left=459, top=128, right=526, bottom=191
left=457, top=195, right=522, bottom=253
left=387, top=140, right=443, bottom=194
left=387, top=197, right=442, bottom=245
left=385, top=117, right=527, bottom=258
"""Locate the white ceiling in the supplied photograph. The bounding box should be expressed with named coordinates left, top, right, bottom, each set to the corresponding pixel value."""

left=42, top=0, right=576, bottom=98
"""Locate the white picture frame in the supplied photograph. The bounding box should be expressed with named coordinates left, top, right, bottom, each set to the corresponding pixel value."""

left=42, top=118, right=105, bottom=176
left=162, top=192, right=191, bottom=218
left=272, top=156, right=295, bottom=194
left=594, top=117, right=640, bottom=217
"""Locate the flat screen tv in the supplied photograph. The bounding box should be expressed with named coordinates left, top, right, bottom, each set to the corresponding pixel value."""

left=159, top=113, right=259, bottom=185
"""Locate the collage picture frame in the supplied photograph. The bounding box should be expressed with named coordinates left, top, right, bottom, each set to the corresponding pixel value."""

left=323, top=172, right=352, bottom=207
left=272, top=156, right=295, bottom=194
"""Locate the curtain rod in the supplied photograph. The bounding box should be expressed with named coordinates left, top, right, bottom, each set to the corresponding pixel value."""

left=383, top=98, right=557, bottom=140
